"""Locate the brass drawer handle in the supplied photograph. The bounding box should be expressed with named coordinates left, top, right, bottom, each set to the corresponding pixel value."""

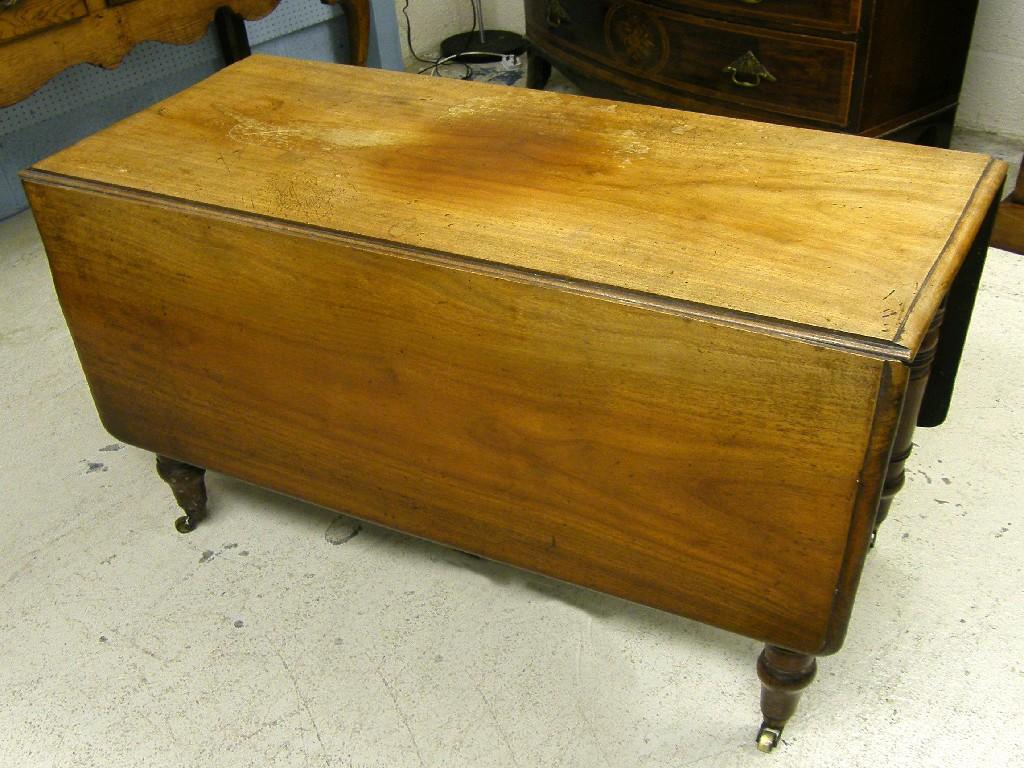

left=723, top=50, right=777, bottom=88
left=547, top=0, right=570, bottom=27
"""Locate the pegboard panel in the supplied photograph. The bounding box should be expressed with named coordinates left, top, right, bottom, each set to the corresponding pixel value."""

left=0, top=0, right=340, bottom=135
left=0, top=35, right=219, bottom=135
left=246, top=0, right=341, bottom=46
left=0, top=0, right=403, bottom=218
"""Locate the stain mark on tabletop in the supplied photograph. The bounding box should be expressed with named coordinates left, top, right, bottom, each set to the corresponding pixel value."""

left=83, top=461, right=107, bottom=474
left=325, top=515, right=362, bottom=545
left=99, top=443, right=124, bottom=452
left=233, top=619, right=244, bottom=628
left=199, top=550, right=216, bottom=564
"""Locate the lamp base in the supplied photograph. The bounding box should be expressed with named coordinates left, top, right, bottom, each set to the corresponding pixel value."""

left=440, top=30, right=528, bottom=62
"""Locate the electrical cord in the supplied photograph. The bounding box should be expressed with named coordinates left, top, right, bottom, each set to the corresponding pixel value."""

left=401, top=0, right=435, bottom=64
left=403, top=0, right=506, bottom=79
left=417, top=51, right=507, bottom=78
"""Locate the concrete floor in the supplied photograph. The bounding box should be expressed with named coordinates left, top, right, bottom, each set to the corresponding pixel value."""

left=1, top=197, right=1022, bottom=767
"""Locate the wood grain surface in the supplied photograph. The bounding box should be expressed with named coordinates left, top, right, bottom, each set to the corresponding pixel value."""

left=533, top=3, right=857, bottom=125
left=663, top=0, right=862, bottom=34
left=992, top=158, right=1024, bottom=255
left=31, top=55, right=1003, bottom=358
left=26, top=177, right=895, bottom=654
left=0, top=0, right=87, bottom=42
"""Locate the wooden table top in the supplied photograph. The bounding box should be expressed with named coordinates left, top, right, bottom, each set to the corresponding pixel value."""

left=29, top=55, right=1005, bottom=359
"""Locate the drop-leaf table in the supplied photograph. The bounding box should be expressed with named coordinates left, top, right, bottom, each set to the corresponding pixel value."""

left=22, top=55, right=1005, bottom=752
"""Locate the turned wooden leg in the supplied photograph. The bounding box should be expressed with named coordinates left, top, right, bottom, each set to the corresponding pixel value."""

left=526, top=51, right=552, bottom=90
left=156, top=455, right=208, bottom=533
left=872, top=302, right=946, bottom=544
left=756, top=645, right=817, bottom=753
left=336, top=0, right=371, bottom=66
left=213, top=8, right=251, bottom=65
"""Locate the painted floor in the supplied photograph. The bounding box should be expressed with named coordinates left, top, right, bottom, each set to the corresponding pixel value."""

left=1, top=179, right=1022, bottom=765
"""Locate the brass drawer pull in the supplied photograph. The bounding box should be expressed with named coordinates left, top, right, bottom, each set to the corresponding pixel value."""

left=724, top=50, right=777, bottom=88
left=547, top=0, right=570, bottom=27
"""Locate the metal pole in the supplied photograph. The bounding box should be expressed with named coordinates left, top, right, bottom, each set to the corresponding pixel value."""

left=474, top=0, right=486, bottom=44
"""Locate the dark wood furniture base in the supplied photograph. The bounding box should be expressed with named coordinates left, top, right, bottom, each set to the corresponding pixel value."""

left=523, top=0, right=981, bottom=147
left=757, top=645, right=818, bottom=752
left=992, top=156, right=1024, bottom=256
left=155, top=456, right=208, bottom=533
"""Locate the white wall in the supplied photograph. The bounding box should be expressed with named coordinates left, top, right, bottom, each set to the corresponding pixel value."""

left=396, top=0, right=469, bottom=66
left=484, top=0, right=526, bottom=36
left=959, top=0, right=1024, bottom=141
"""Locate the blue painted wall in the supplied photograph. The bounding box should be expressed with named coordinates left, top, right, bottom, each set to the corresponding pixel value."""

left=0, top=0, right=402, bottom=220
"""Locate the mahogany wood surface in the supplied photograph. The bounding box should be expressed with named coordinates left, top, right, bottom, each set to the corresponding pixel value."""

left=0, top=0, right=87, bottom=42
left=336, top=0, right=369, bottom=71
left=874, top=303, right=945, bottom=539
left=155, top=455, right=208, bottom=533
left=756, top=645, right=817, bottom=751
left=537, top=3, right=857, bottom=125
left=18, top=57, right=1009, bottom=738
left=0, top=0, right=370, bottom=107
left=28, top=176, right=894, bottom=654
left=660, top=0, right=862, bottom=35
left=525, top=0, right=981, bottom=139
left=992, top=158, right=1024, bottom=256
left=29, top=56, right=1004, bottom=358
left=857, top=0, right=980, bottom=134
left=22, top=56, right=1005, bottom=743
left=992, top=201, right=1024, bottom=256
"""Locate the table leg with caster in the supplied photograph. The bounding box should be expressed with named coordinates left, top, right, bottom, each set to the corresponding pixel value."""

left=756, top=645, right=817, bottom=753
left=872, top=302, right=946, bottom=546
left=526, top=50, right=552, bottom=90
left=156, top=455, right=208, bottom=533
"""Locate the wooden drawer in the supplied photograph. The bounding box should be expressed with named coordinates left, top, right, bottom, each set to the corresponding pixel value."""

left=529, top=1, right=855, bottom=126
left=659, top=0, right=862, bottom=34
left=0, top=0, right=88, bottom=43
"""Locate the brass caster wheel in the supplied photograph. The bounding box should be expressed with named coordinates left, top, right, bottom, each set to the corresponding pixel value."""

left=175, top=515, right=197, bottom=534
left=756, top=724, right=782, bottom=753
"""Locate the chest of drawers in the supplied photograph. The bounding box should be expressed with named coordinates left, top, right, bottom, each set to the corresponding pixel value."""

left=526, top=0, right=981, bottom=145
left=23, top=56, right=1004, bottom=751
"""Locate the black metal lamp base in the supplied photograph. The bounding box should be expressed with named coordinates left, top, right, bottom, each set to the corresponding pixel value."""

left=440, top=30, right=528, bottom=62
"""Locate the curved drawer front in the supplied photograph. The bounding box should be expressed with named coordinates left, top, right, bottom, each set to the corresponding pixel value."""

left=0, top=0, right=88, bottom=43
left=660, top=0, right=861, bottom=34
left=528, top=1, right=855, bottom=126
